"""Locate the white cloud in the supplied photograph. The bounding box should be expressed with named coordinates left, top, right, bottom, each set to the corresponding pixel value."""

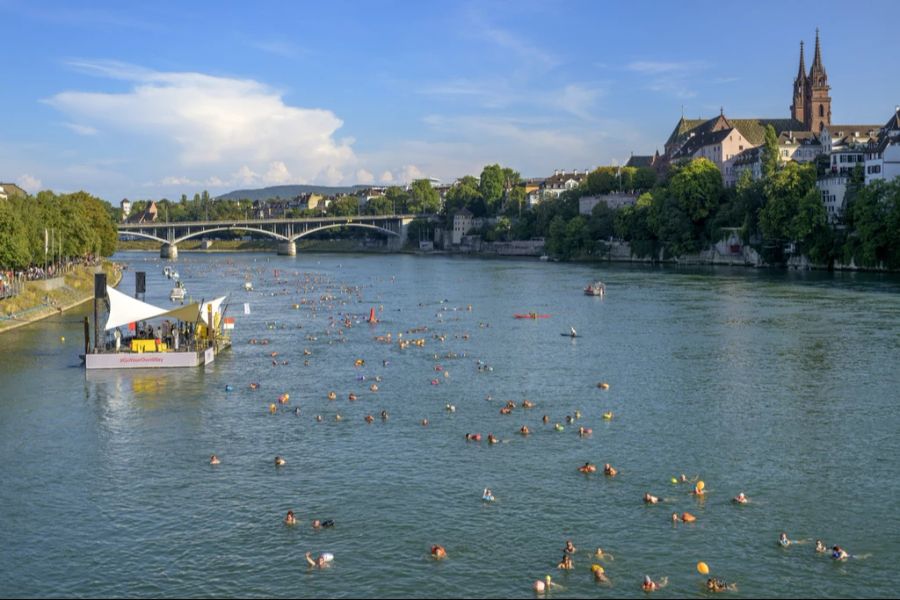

left=19, top=174, right=43, bottom=192
left=399, top=165, right=425, bottom=183
left=379, top=170, right=394, bottom=184
left=44, top=60, right=356, bottom=192
left=264, top=161, right=292, bottom=184
left=625, top=60, right=709, bottom=99
left=356, top=169, right=374, bottom=184
left=160, top=176, right=196, bottom=186
left=64, top=122, right=98, bottom=135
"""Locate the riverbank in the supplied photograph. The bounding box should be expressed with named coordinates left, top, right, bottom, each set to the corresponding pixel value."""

left=0, top=262, right=122, bottom=333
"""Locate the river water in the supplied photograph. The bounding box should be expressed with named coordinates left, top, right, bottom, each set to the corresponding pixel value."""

left=1, top=251, right=898, bottom=598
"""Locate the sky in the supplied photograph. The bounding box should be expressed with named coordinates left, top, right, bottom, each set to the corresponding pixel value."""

left=1, top=0, right=898, bottom=202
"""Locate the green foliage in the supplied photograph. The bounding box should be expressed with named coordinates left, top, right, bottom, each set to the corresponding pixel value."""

left=762, top=124, right=780, bottom=180
left=0, top=190, right=119, bottom=269
left=385, top=187, right=410, bottom=213
left=327, top=195, right=360, bottom=216
left=479, top=165, right=505, bottom=214
left=408, top=179, right=440, bottom=214
left=668, top=158, right=723, bottom=222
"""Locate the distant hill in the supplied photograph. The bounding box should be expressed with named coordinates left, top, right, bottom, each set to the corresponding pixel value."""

left=215, top=184, right=367, bottom=201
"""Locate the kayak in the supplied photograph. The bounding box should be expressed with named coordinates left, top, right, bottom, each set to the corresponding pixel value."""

left=514, top=314, right=550, bottom=319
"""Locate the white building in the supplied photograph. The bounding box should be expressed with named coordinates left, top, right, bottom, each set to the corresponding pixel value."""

left=452, top=208, right=474, bottom=245
left=864, top=108, right=900, bottom=185
left=540, top=170, right=588, bottom=199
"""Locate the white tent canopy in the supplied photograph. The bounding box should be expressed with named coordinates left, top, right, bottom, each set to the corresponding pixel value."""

left=103, top=287, right=229, bottom=331
left=104, top=286, right=170, bottom=330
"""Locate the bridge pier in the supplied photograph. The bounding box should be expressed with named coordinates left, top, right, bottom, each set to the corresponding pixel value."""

left=161, top=243, right=178, bottom=259
left=277, top=241, right=296, bottom=256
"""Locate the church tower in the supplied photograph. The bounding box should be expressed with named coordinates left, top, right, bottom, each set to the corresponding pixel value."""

left=790, top=41, right=806, bottom=124
left=804, top=29, right=832, bottom=133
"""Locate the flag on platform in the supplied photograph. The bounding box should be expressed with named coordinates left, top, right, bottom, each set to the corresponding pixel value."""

left=223, top=317, right=235, bottom=330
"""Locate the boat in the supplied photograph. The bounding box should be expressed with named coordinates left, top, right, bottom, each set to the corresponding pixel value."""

left=584, top=281, right=605, bottom=297
left=170, top=280, right=186, bottom=302
left=82, top=282, right=232, bottom=370
left=243, top=281, right=253, bottom=291
left=514, top=313, right=551, bottom=319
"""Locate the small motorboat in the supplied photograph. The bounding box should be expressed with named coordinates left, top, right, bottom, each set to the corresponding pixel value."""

left=584, top=281, right=605, bottom=297
left=170, top=280, right=186, bottom=302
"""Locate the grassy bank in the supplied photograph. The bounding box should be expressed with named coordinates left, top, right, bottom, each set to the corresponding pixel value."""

left=0, top=262, right=121, bottom=333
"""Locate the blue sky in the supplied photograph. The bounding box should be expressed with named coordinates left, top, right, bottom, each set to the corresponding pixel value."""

left=1, top=0, right=898, bottom=202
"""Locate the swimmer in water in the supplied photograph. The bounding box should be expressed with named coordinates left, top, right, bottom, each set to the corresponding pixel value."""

left=644, top=492, right=660, bottom=504
left=520, top=425, right=531, bottom=435
left=564, top=540, right=576, bottom=554
left=431, top=544, right=447, bottom=560
left=778, top=532, right=791, bottom=547
left=831, top=546, right=849, bottom=560
left=557, top=553, right=574, bottom=570
left=381, top=410, right=389, bottom=421
left=570, top=326, right=577, bottom=337
left=482, top=488, right=495, bottom=502
left=733, top=492, right=748, bottom=504
left=593, top=566, right=610, bottom=584
left=488, top=433, right=498, bottom=444
left=706, top=578, right=737, bottom=592
left=209, top=454, right=220, bottom=465
left=284, top=510, right=297, bottom=526
left=542, top=415, right=550, bottom=424
left=604, top=463, right=617, bottom=477
left=594, top=548, right=614, bottom=561
left=304, top=552, right=329, bottom=568
left=274, top=456, right=286, bottom=467
left=642, top=575, right=667, bottom=592
left=692, top=482, right=705, bottom=496
left=815, top=540, right=827, bottom=553
left=579, top=462, right=597, bottom=474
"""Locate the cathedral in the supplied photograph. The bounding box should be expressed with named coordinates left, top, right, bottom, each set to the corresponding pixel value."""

left=790, top=29, right=831, bottom=133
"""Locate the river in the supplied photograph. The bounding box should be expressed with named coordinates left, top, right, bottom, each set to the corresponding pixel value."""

left=1, top=251, right=898, bottom=598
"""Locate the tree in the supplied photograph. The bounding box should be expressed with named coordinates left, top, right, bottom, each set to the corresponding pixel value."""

left=762, top=124, right=780, bottom=180
left=443, top=176, right=481, bottom=217
left=479, top=164, right=505, bottom=215
left=633, top=167, right=657, bottom=191
left=385, top=186, right=410, bottom=214
left=408, top=179, right=440, bottom=214
left=586, top=167, right=617, bottom=195
left=0, top=199, right=31, bottom=268
left=365, top=196, right=394, bottom=215
left=668, top=158, right=723, bottom=223
left=327, top=195, right=359, bottom=216
left=759, top=161, right=817, bottom=244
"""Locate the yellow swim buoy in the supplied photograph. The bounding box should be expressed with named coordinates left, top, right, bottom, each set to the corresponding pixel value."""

left=269, top=403, right=277, bottom=413
left=60, top=336, right=65, bottom=343
left=603, top=412, right=613, bottom=420
left=697, top=480, right=705, bottom=491
left=697, top=561, right=709, bottom=575
left=597, top=382, right=610, bottom=390
left=591, top=564, right=604, bottom=573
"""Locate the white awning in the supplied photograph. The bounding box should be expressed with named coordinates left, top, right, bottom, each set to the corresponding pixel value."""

left=103, top=286, right=170, bottom=330
left=103, top=288, right=229, bottom=331
left=200, top=296, right=228, bottom=326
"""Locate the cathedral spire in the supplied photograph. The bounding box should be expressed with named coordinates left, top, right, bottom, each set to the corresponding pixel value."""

left=797, top=41, right=806, bottom=82
left=810, top=28, right=826, bottom=79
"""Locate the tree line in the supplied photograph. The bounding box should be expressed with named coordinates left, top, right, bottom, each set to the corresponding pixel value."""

left=0, top=191, right=118, bottom=270
left=497, top=125, right=900, bottom=269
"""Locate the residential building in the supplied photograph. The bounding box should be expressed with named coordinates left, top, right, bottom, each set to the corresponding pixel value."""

left=540, top=170, right=588, bottom=200
left=0, top=182, right=27, bottom=199
left=120, top=199, right=132, bottom=221
left=579, top=193, right=638, bottom=215
left=864, top=107, right=900, bottom=185
left=452, top=208, right=474, bottom=245
left=127, top=201, right=158, bottom=224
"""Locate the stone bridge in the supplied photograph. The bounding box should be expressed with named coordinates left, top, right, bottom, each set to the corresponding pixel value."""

left=118, top=214, right=422, bottom=258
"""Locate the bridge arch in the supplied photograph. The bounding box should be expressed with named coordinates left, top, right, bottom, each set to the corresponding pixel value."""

left=117, top=230, right=168, bottom=244
left=173, top=226, right=290, bottom=245
left=291, top=223, right=399, bottom=242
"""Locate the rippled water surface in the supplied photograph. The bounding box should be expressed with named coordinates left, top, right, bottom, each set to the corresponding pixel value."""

left=1, top=252, right=899, bottom=598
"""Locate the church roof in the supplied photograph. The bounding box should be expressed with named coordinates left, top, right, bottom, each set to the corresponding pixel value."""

left=730, top=119, right=805, bottom=145
left=625, top=155, right=655, bottom=168
left=664, top=118, right=706, bottom=148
